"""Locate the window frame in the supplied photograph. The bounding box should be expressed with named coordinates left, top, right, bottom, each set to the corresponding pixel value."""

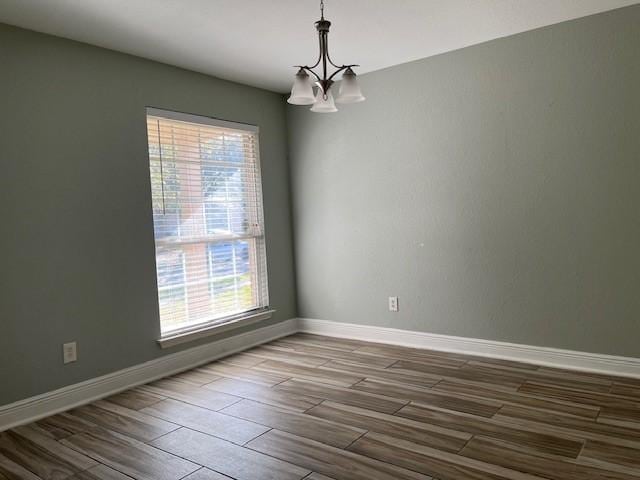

left=145, top=108, right=272, bottom=348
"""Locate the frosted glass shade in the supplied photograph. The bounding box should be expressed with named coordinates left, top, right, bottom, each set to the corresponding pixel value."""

left=310, top=88, right=338, bottom=113
left=287, top=70, right=315, bottom=105
left=336, top=69, right=365, bottom=104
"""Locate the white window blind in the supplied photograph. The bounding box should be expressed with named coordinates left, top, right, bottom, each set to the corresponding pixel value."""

left=146, top=108, right=269, bottom=336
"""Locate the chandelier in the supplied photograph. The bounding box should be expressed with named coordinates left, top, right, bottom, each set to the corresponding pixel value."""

left=287, top=0, right=365, bottom=112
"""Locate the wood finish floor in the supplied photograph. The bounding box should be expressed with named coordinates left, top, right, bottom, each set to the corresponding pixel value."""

left=2, top=333, right=640, bottom=480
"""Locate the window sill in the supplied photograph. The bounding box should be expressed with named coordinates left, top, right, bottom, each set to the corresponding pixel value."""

left=157, top=309, right=275, bottom=349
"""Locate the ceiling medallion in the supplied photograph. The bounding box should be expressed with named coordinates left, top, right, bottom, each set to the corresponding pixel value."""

left=287, top=0, right=365, bottom=112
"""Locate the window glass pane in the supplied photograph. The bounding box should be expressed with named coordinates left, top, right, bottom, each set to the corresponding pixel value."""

left=156, top=248, right=186, bottom=331
left=207, top=240, right=253, bottom=314
left=149, top=143, right=182, bottom=240
left=202, top=169, right=249, bottom=235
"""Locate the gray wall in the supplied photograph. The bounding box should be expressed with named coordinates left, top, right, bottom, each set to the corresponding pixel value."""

left=0, top=24, right=296, bottom=405
left=288, top=5, right=640, bottom=357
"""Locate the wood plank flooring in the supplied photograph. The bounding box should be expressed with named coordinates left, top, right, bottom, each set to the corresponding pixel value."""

left=2, top=333, right=640, bottom=480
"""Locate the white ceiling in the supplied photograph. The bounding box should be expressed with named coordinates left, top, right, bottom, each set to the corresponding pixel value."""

left=1, top=0, right=637, bottom=93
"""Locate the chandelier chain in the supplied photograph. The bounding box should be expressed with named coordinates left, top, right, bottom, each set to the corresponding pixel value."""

left=320, top=0, right=324, bottom=19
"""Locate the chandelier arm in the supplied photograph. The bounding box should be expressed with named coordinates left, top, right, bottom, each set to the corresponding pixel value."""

left=327, top=64, right=360, bottom=81
left=324, top=35, right=342, bottom=69
left=327, top=65, right=349, bottom=82
left=299, top=66, right=322, bottom=82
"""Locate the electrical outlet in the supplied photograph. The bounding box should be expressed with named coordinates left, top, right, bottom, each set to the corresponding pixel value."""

left=63, top=342, right=77, bottom=364
left=388, top=296, right=399, bottom=312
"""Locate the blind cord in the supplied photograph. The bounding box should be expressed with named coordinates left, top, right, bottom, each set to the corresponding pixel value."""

left=157, top=119, right=166, bottom=215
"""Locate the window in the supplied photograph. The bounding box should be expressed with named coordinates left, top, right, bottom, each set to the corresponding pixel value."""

left=146, top=108, right=269, bottom=338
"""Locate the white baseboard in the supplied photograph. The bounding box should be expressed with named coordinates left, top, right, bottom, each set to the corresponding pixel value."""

left=298, top=318, right=640, bottom=379
left=0, top=318, right=297, bottom=432
left=4, top=316, right=639, bottom=432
